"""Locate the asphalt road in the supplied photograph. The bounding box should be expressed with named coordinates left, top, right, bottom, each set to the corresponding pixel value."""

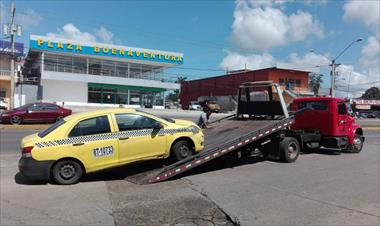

left=1, top=114, right=379, bottom=225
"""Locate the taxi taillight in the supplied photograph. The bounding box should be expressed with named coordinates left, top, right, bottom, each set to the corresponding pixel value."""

left=22, top=146, right=34, bottom=157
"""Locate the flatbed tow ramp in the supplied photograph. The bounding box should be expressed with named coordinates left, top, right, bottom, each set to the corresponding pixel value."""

left=125, top=81, right=300, bottom=184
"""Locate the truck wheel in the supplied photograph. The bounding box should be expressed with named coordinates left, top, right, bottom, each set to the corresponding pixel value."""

left=346, top=135, right=363, bottom=153
left=171, top=140, right=193, bottom=162
left=279, top=137, right=300, bottom=163
left=52, top=160, right=83, bottom=185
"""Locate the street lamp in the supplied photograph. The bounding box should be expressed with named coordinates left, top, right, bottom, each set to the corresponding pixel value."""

left=310, top=38, right=362, bottom=97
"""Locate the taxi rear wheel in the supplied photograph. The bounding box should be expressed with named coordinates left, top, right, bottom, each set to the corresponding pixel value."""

left=52, top=160, right=83, bottom=185
left=171, top=140, right=193, bottom=162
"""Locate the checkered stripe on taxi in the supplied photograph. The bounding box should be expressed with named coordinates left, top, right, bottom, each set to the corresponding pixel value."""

left=34, top=127, right=195, bottom=148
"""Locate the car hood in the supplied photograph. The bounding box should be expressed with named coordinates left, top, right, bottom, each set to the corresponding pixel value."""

left=172, top=119, right=196, bottom=127
left=21, top=133, right=39, bottom=147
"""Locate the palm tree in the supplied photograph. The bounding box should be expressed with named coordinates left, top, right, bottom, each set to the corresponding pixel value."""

left=309, top=73, right=323, bottom=96
left=176, top=76, right=187, bottom=84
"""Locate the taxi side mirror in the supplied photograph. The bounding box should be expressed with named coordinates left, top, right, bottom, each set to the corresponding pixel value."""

left=154, top=122, right=163, bottom=130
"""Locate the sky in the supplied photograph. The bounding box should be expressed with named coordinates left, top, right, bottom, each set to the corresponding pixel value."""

left=0, top=0, right=379, bottom=98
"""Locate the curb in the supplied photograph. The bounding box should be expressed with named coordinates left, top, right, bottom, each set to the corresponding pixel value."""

left=0, top=124, right=49, bottom=130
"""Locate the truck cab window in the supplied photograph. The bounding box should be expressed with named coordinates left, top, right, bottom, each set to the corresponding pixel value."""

left=337, top=102, right=347, bottom=115
left=298, top=101, right=327, bottom=110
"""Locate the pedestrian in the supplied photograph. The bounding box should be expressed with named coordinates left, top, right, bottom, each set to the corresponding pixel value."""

left=197, top=107, right=212, bottom=128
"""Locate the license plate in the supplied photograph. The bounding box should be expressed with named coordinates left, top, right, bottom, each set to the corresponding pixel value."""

left=93, top=146, right=114, bottom=157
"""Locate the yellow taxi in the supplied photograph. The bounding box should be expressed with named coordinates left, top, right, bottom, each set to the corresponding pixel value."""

left=19, top=108, right=204, bottom=185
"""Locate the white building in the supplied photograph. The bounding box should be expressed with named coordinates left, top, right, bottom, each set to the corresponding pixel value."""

left=22, top=35, right=182, bottom=109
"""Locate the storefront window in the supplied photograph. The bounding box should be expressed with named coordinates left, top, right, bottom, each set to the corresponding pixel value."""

left=102, top=60, right=115, bottom=76
left=73, top=57, right=86, bottom=74
left=88, top=84, right=166, bottom=106
left=57, top=55, right=73, bottom=73
left=44, top=54, right=58, bottom=71
left=102, top=88, right=116, bottom=104
left=116, top=90, right=128, bottom=104
left=89, top=59, right=101, bottom=75
left=130, top=91, right=141, bottom=105
left=88, top=87, right=102, bottom=103
left=154, top=92, right=164, bottom=106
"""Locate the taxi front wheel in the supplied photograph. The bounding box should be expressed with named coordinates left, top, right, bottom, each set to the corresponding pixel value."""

left=52, top=160, right=83, bottom=185
left=171, top=140, right=193, bottom=162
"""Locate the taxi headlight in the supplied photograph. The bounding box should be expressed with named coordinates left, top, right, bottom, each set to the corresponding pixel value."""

left=189, top=125, right=200, bottom=134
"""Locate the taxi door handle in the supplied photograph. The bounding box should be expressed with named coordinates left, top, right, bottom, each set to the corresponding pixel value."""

left=73, top=142, right=84, bottom=146
left=119, top=137, right=129, bottom=140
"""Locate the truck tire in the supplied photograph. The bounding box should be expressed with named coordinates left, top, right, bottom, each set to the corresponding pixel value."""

left=279, top=137, right=300, bottom=163
left=52, top=160, right=83, bottom=185
left=171, top=140, right=193, bottom=162
left=346, top=135, right=364, bottom=153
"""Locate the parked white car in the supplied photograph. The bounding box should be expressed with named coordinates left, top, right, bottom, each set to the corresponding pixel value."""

left=0, top=98, right=8, bottom=110
left=189, top=101, right=202, bottom=110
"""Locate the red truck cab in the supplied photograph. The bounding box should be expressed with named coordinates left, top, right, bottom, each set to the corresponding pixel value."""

left=291, top=97, right=364, bottom=153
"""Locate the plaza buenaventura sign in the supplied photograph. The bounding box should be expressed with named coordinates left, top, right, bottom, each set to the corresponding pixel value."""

left=30, top=35, right=183, bottom=65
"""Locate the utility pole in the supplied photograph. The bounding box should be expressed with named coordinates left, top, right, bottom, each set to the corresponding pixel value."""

left=3, top=0, right=22, bottom=109
left=310, top=38, right=362, bottom=97
left=10, top=0, right=15, bottom=109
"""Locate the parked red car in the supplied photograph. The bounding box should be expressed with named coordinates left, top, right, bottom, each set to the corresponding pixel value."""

left=0, top=103, right=72, bottom=125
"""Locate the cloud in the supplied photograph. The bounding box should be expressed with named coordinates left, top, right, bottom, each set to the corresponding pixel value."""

left=288, top=52, right=330, bottom=67
left=47, top=24, right=96, bottom=42
left=15, top=9, right=43, bottom=29
left=359, top=36, right=380, bottom=71
left=231, top=1, right=324, bottom=51
left=0, top=6, right=42, bottom=30
left=335, top=64, right=379, bottom=97
left=343, top=1, right=380, bottom=29
left=94, top=26, right=114, bottom=44
left=288, top=11, right=324, bottom=41
left=247, top=0, right=292, bottom=8
left=47, top=23, right=115, bottom=43
left=334, top=37, right=379, bottom=97
left=304, top=0, right=328, bottom=6
left=219, top=51, right=331, bottom=73
left=220, top=51, right=275, bottom=71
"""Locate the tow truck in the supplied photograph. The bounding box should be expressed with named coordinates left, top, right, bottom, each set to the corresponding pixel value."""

left=127, top=81, right=364, bottom=184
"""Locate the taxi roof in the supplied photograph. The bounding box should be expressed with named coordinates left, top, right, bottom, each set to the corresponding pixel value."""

left=64, top=107, right=137, bottom=121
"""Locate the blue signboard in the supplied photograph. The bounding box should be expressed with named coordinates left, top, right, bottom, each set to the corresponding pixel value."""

left=30, top=36, right=184, bottom=65
left=0, top=40, right=24, bottom=56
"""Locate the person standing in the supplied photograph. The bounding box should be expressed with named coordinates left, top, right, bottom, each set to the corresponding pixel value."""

left=197, top=108, right=212, bottom=128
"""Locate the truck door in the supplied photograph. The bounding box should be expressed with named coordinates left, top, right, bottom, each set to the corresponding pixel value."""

left=337, top=102, right=348, bottom=136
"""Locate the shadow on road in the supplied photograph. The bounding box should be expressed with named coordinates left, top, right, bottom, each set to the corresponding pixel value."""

left=301, top=149, right=342, bottom=156
left=14, top=172, right=49, bottom=185
left=14, top=148, right=349, bottom=186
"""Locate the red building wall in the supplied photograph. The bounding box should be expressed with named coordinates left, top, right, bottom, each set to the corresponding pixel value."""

left=179, top=68, right=309, bottom=108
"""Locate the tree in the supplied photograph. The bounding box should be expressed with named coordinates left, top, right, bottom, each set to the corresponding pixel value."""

left=166, top=76, right=188, bottom=102
left=175, top=76, right=187, bottom=84
left=308, top=73, right=324, bottom=96
left=361, top=87, right=380, bottom=100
